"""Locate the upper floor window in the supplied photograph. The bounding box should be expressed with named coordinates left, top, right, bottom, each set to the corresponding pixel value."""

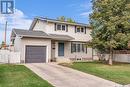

left=55, top=24, right=67, bottom=31
left=75, top=26, right=86, bottom=34
left=57, top=24, right=62, bottom=30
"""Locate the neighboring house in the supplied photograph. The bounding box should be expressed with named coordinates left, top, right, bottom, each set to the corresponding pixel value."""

left=11, top=17, right=92, bottom=63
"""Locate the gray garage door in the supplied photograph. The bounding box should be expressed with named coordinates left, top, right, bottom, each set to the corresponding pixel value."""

left=25, top=46, right=46, bottom=63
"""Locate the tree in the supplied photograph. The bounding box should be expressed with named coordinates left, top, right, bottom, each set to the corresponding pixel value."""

left=57, top=16, right=66, bottom=21
left=90, top=0, right=130, bottom=65
left=66, top=18, right=75, bottom=23
left=1, top=41, right=5, bottom=49
left=57, top=16, right=75, bottom=23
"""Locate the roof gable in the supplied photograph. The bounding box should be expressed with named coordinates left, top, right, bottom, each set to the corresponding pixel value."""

left=29, top=17, right=91, bottom=30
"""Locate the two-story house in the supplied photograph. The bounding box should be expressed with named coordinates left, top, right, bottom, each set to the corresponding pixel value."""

left=11, top=17, right=92, bottom=63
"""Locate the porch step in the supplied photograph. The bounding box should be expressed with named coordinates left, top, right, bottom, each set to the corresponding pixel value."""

left=56, top=58, right=72, bottom=63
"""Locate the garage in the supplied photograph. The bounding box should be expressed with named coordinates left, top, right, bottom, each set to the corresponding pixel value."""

left=25, top=46, right=46, bottom=63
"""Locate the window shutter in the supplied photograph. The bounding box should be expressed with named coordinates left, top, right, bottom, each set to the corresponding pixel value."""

left=66, top=25, right=68, bottom=32
left=85, top=27, right=86, bottom=34
left=82, top=44, right=84, bottom=52
left=55, top=23, right=57, bottom=31
left=86, top=46, right=87, bottom=53
left=75, top=26, right=77, bottom=33
left=71, top=42, right=73, bottom=53
left=77, top=44, right=80, bottom=52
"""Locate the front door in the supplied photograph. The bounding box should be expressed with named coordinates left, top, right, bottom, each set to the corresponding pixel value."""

left=58, top=43, right=64, bottom=56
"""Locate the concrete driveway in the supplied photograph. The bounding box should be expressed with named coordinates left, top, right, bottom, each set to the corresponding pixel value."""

left=25, top=63, right=121, bottom=87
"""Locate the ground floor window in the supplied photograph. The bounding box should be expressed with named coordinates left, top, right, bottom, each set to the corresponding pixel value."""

left=71, top=42, right=87, bottom=53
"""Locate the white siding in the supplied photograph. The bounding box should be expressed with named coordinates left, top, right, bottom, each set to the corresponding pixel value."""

left=14, top=36, right=22, bottom=52
left=32, top=21, right=92, bottom=42
left=64, top=42, right=92, bottom=58
left=13, top=20, right=93, bottom=63
left=54, top=41, right=92, bottom=60
left=33, top=20, right=47, bottom=32
left=21, top=38, right=51, bottom=63
left=31, top=21, right=93, bottom=61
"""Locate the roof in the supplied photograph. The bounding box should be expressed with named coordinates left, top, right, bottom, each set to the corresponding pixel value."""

left=29, top=17, right=91, bottom=30
left=13, top=29, right=50, bottom=38
left=12, top=29, right=74, bottom=41
left=49, top=34, right=74, bottom=41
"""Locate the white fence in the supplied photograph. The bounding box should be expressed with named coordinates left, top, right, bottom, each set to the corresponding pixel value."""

left=0, top=50, right=20, bottom=64
left=98, top=54, right=130, bottom=63
left=113, top=54, right=130, bottom=63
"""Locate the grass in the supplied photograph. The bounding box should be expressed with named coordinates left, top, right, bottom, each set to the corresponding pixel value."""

left=0, top=64, right=53, bottom=87
left=61, top=61, right=130, bottom=85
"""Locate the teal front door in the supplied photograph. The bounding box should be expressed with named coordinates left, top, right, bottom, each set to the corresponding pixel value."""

left=58, top=43, right=64, bottom=56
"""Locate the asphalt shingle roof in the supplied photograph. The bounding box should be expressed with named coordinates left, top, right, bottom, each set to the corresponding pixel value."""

left=13, top=29, right=49, bottom=37
left=12, top=29, right=74, bottom=40
left=49, top=34, right=74, bottom=40
left=37, top=17, right=89, bottom=27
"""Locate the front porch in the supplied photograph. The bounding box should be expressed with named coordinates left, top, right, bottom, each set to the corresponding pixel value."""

left=51, top=40, right=93, bottom=63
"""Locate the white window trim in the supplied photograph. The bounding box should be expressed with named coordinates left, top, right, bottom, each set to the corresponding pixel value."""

left=71, top=42, right=87, bottom=53
left=56, top=24, right=66, bottom=31
left=76, top=27, right=85, bottom=33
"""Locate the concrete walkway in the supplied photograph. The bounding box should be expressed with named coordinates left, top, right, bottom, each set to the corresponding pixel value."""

left=25, top=63, right=122, bottom=87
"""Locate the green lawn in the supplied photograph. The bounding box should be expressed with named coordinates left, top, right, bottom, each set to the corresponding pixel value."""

left=61, top=61, right=130, bottom=85
left=0, top=64, right=53, bottom=87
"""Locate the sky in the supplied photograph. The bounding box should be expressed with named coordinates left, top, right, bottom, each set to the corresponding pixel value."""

left=0, top=0, right=92, bottom=44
